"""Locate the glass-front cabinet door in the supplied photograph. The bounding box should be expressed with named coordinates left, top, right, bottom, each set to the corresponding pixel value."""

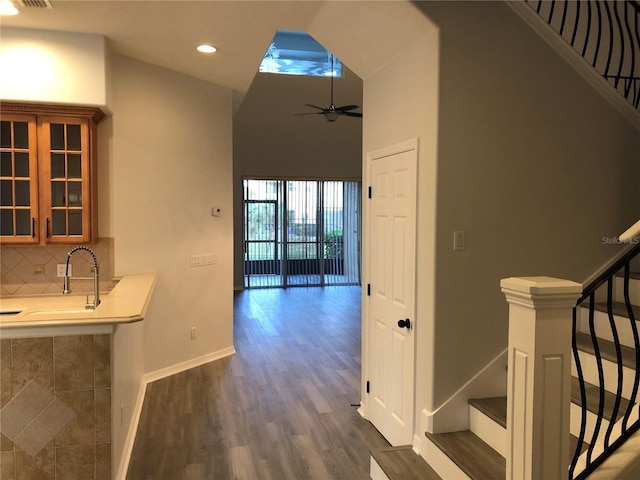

left=0, top=114, right=39, bottom=243
left=39, top=116, right=92, bottom=243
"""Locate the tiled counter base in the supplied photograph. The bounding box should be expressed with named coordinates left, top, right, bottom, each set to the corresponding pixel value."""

left=0, top=334, right=111, bottom=480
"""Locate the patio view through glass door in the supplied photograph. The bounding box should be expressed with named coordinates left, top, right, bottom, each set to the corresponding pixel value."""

left=243, top=179, right=361, bottom=288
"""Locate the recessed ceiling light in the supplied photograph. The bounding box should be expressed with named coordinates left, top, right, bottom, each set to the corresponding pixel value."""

left=0, top=0, right=19, bottom=15
left=196, top=44, right=217, bottom=54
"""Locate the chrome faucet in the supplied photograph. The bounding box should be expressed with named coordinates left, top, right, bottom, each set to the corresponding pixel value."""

left=63, top=246, right=100, bottom=310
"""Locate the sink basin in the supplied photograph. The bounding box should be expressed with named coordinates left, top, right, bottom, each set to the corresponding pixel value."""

left=26, top=308, right=94, bottom=316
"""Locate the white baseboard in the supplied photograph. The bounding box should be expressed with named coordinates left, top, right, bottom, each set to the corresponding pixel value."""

left=142, top=346, right=236, bottom=384
left=114, top=345, right=236, bottom=479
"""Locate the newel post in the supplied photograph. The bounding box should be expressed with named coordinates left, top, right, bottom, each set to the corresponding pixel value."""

left=501, top=276, right=582, bottom=480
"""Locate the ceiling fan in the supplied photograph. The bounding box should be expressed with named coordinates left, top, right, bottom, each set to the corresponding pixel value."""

left=295, top=55, right=362, bottom=122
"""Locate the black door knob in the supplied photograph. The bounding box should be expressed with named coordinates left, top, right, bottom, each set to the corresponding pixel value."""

left=398, top=318, right=411, bottom=329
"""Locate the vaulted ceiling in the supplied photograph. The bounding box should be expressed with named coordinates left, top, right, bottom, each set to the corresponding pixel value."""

left=2, top=1, right=432, bottom=109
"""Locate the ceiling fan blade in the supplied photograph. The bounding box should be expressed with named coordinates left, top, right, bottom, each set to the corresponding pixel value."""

left=336, top=105, right=360, bottom=112
left=294, top=112, right=324, bottom=116
left=341, top=111, right=363, bottom=118
left=304, top=104, right=326, bottom=111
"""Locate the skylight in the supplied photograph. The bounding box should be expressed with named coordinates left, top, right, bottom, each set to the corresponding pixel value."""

left=259, top=30, right=343, bottom=77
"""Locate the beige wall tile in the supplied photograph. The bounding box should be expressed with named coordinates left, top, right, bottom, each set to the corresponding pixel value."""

left=1, top=433, right=14, bottom=452
left=54, top=390, right=94, bottom=446
left=93, top=335, right=111, bottom=389
left=94, top=389, right=110, bottom=444
left=1, top=340, right=11, bottom=408
left=1, top=450, right=16, bottom=480
left=13, top=421, right=52, bottom=457
left=54, top=336, right=94, bottom=392
left=56, top=445, right=95, bottom=480
left=95, top=443, right=110, bottom=480
left=11, top=382, right=53, bottom=418
left=14, top=447, right=54, bottom=480
left=11, top=339, right=53, bottom=394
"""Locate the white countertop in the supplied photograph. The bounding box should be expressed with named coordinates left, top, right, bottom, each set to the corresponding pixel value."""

left=0, top=272, right=158, bottom=337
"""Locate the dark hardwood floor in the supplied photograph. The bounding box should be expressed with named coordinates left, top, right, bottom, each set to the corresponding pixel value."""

left=126, top=286, right=390, bottom=479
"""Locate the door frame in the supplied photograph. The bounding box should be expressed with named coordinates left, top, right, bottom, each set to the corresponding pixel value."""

left=360, top=138, right=419, bottom=443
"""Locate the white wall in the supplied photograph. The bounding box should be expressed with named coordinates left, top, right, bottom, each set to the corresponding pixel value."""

left=0, top=27, right=108, bottom=108
left=110, top=54, right=234, bottom=373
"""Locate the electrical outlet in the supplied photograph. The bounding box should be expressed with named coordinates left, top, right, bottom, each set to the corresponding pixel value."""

left=190, top=327, right=196, bottom=339
left=57, top=264, right=71, bottom=277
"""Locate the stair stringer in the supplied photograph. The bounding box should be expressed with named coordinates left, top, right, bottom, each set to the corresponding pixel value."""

left=421, top=348, right=507, bottom=436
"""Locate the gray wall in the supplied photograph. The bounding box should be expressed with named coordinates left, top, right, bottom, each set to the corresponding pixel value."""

left=416, top=0, right=640, bottom=407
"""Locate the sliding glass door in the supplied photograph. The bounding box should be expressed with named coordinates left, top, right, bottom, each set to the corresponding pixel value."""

left=243, top=179, right=360, bottom=288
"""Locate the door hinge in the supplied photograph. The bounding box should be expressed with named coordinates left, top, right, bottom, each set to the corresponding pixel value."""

left=367, top=284, right=371, bottom=296
left=368, top=186, right=372, bottom=198
left=366, top=380, right=370, bottom=394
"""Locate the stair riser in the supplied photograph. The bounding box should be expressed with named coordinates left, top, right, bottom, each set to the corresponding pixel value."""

left=570, top=402, right=612, bottom=442
left=573, top=350, right=636, bottom=399
left=578, top=308, right=639, bottom=349
left=614, top=276, right=640, bottom=306
left=468, top=405, right=506, bottom=458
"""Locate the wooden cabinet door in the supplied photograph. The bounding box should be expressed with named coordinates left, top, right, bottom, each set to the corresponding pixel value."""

left=0, top=114, right=40, bottom=244
left=38, top=116, right=93, bottom=244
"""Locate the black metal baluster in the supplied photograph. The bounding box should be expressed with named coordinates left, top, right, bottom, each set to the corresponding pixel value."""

left=621, top=264, right=640, bottom=432
left=602, top=0, right=615, bottom=78
left=593, top=0, right=604, bottom=68
left=586, top=293, right=606, bottom=465
left=603, top=277, right=624, bottom=448
left=570, top=306, right=589, bottom=479
left=622, top=2, right=636, bottom=97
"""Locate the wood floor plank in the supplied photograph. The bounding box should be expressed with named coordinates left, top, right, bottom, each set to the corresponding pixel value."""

left=126, top=286, right=390, bottom=480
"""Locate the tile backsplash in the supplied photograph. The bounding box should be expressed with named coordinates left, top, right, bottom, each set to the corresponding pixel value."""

left=0, top=238, right=115, bottom=297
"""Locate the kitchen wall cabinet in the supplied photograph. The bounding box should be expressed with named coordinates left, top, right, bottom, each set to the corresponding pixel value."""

left=0, top=103, right=104, bottom=245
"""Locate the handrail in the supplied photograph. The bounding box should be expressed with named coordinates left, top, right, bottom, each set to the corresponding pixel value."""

left=620, top=218, right=640, bottom=242
left=577, top=241, right=640, bottom=304
left=569, top=240, right=640, bottom=479
left=525, top=0, right=640, bottom=111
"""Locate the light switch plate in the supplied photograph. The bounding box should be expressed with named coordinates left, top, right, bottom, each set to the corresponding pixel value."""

left=453, top=231, right=465, bottom=251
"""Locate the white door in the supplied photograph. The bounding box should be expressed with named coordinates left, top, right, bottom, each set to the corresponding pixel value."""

left=366, top=140, right=417, bottom=446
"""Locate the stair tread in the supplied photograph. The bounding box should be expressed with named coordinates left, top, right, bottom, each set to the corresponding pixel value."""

left=469, top=396, right=506, bottom=428
left=425, top=430, right=505, bottom=480
left=370, top=445, right=441, bottom=480
left=575, top=331, right=636, bottom=369
left=571, top=375, right=631, bottom=422
left=592, top=301, right=640, bottom=320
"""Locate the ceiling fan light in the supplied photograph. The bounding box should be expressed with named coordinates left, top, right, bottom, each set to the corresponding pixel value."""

left=324, top=111, right=339, bottom=122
